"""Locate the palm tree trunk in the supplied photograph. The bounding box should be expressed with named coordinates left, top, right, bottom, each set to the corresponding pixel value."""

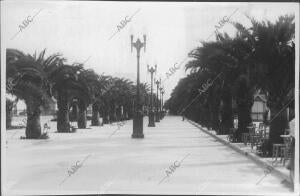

left=210, top=105, right=220, bottom=132
left=126, top=105, right=133, bottom=119
left=91, top=103, right=100, bottom=126
left=109, top=104, right=116, bottom=122
left=25, top=98, right=42, bottom=138
left=102, top=108, right=109, bottom=124
left=220, top=88, right=233, bottom=134
left=120, top=105, right=124, bottom=120
left=208, top=91, right=220, bottom=132
left=198, top=107, right=204, bottom=125
left=195, top=107, right=201, bottom=123
left=57, top=90, right=71, bottom=132
left=267, top=106, right=287, bottom=152
left=236, top=103, right=252, bottom=141
left=77, top=100, right=87, bottom=128
left=235, top=75, right=253, bottom=141
left=201, top=106, right=210, bottom=128
left=6, top=104, right=13, bottom=128
left=113, top=104, right=117, bottom=121
left=115, top=105, right=119, bottom=121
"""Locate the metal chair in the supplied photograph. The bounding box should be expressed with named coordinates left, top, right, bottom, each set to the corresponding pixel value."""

left=228, top=128, right=238, bottom=142
left=242, top=133, right=250, bottom=145
left=256, top=138, right=269, bottom=157
left=249, top=127, right=261, bottom=149
left=280, top=135, right=293, bottom=166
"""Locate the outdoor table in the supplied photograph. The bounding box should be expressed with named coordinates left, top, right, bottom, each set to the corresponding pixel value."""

left=280, top=134, right=292, bottom=144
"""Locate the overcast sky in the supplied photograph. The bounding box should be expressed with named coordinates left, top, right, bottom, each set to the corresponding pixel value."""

left=2, top=1, right=297, bottom=109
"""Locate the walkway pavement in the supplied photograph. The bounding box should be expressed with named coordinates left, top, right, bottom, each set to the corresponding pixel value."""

left=188, top=120, right=293, bottom=183
left=4, top=116, right=293, bottom=195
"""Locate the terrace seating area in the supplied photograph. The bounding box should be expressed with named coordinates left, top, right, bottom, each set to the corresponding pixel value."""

left=228, top=123, right=294, bottom=166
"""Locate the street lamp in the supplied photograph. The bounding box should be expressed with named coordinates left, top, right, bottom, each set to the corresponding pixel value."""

left=155, top=78, right=161, bottom=122
left=159, top=86, right=163, bottom=120
left=147, top=64, right=157, bottom=127
left=161, top=88, right=165, bottom=119
left=130, top=34, right=146, bottom=138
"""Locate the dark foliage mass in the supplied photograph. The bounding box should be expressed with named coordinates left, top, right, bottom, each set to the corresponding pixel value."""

left=6, top=49, right=158, bottom=138
left=165, top=15, right=295, bottom=154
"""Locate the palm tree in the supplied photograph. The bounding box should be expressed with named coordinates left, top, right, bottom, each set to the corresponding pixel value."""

left=70, top=67, right=94, bottom=128
left=47, top=63, right=84, bottom=132
left=104, top=77, right=136, bottom=122
left=100, top=76, right=115, bottom=124
left=186, top=28, right=257, bottom=138
left=71, top=68, right=98, bottom=128
left=91, top=74, right=110, bottom=126
left=6, top=49, right=55, bottom=138
left=123, top=80, right=136, bottom=120
left=186, top=41, right=230, bottom=134
left=165, top=72, right=204, bottom=122
left=117, top=78, right=135, bottom=120
left=139, top=82, right=150, bottom=114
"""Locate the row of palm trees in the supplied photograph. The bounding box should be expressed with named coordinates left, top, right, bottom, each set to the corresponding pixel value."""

left=6, top=49, right=159, bottom=139
left=165, top=15, right=295, bottom=154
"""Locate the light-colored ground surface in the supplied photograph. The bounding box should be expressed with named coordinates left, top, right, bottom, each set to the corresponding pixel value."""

left=4, top=116, right=293, bottom=195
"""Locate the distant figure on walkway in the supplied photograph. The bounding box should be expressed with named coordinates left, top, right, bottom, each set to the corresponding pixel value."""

left=182, top=115, right=185, bottom=121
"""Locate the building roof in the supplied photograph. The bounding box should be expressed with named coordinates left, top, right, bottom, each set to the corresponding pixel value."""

left=253, top=89, right=266, bottom=102
left=253, top=93, right=267, bottom=103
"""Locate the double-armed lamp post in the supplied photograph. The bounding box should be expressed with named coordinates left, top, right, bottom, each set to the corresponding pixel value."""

left=130, top=34, right=146, bottom=138
left=155, top=78, right=161, bottom=122
left=147, top=64, right=157, bottom=127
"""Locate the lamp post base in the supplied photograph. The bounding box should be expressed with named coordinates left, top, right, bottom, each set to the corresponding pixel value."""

left=148, top=111, right=155, bottom=127
left=132, top=112, right=144, bottom=139
left=131, top=132, right=144, bottom=138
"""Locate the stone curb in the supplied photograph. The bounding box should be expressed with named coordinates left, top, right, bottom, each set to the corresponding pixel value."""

left=187, top=119, right=293, bottom=185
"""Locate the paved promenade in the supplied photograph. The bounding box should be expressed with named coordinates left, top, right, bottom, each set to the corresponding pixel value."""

left=4, top=116, right=292, bottom=195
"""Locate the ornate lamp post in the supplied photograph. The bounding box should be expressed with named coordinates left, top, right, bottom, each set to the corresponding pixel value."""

left=159, top=86, right=163, bottom=120
left=130, top=34, right=146, bottom=138
left=161, top=88, right=165, bottom=119
left=155, top=78, right=161, bottom=122
left=147, top=64, right=157, bottom=127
